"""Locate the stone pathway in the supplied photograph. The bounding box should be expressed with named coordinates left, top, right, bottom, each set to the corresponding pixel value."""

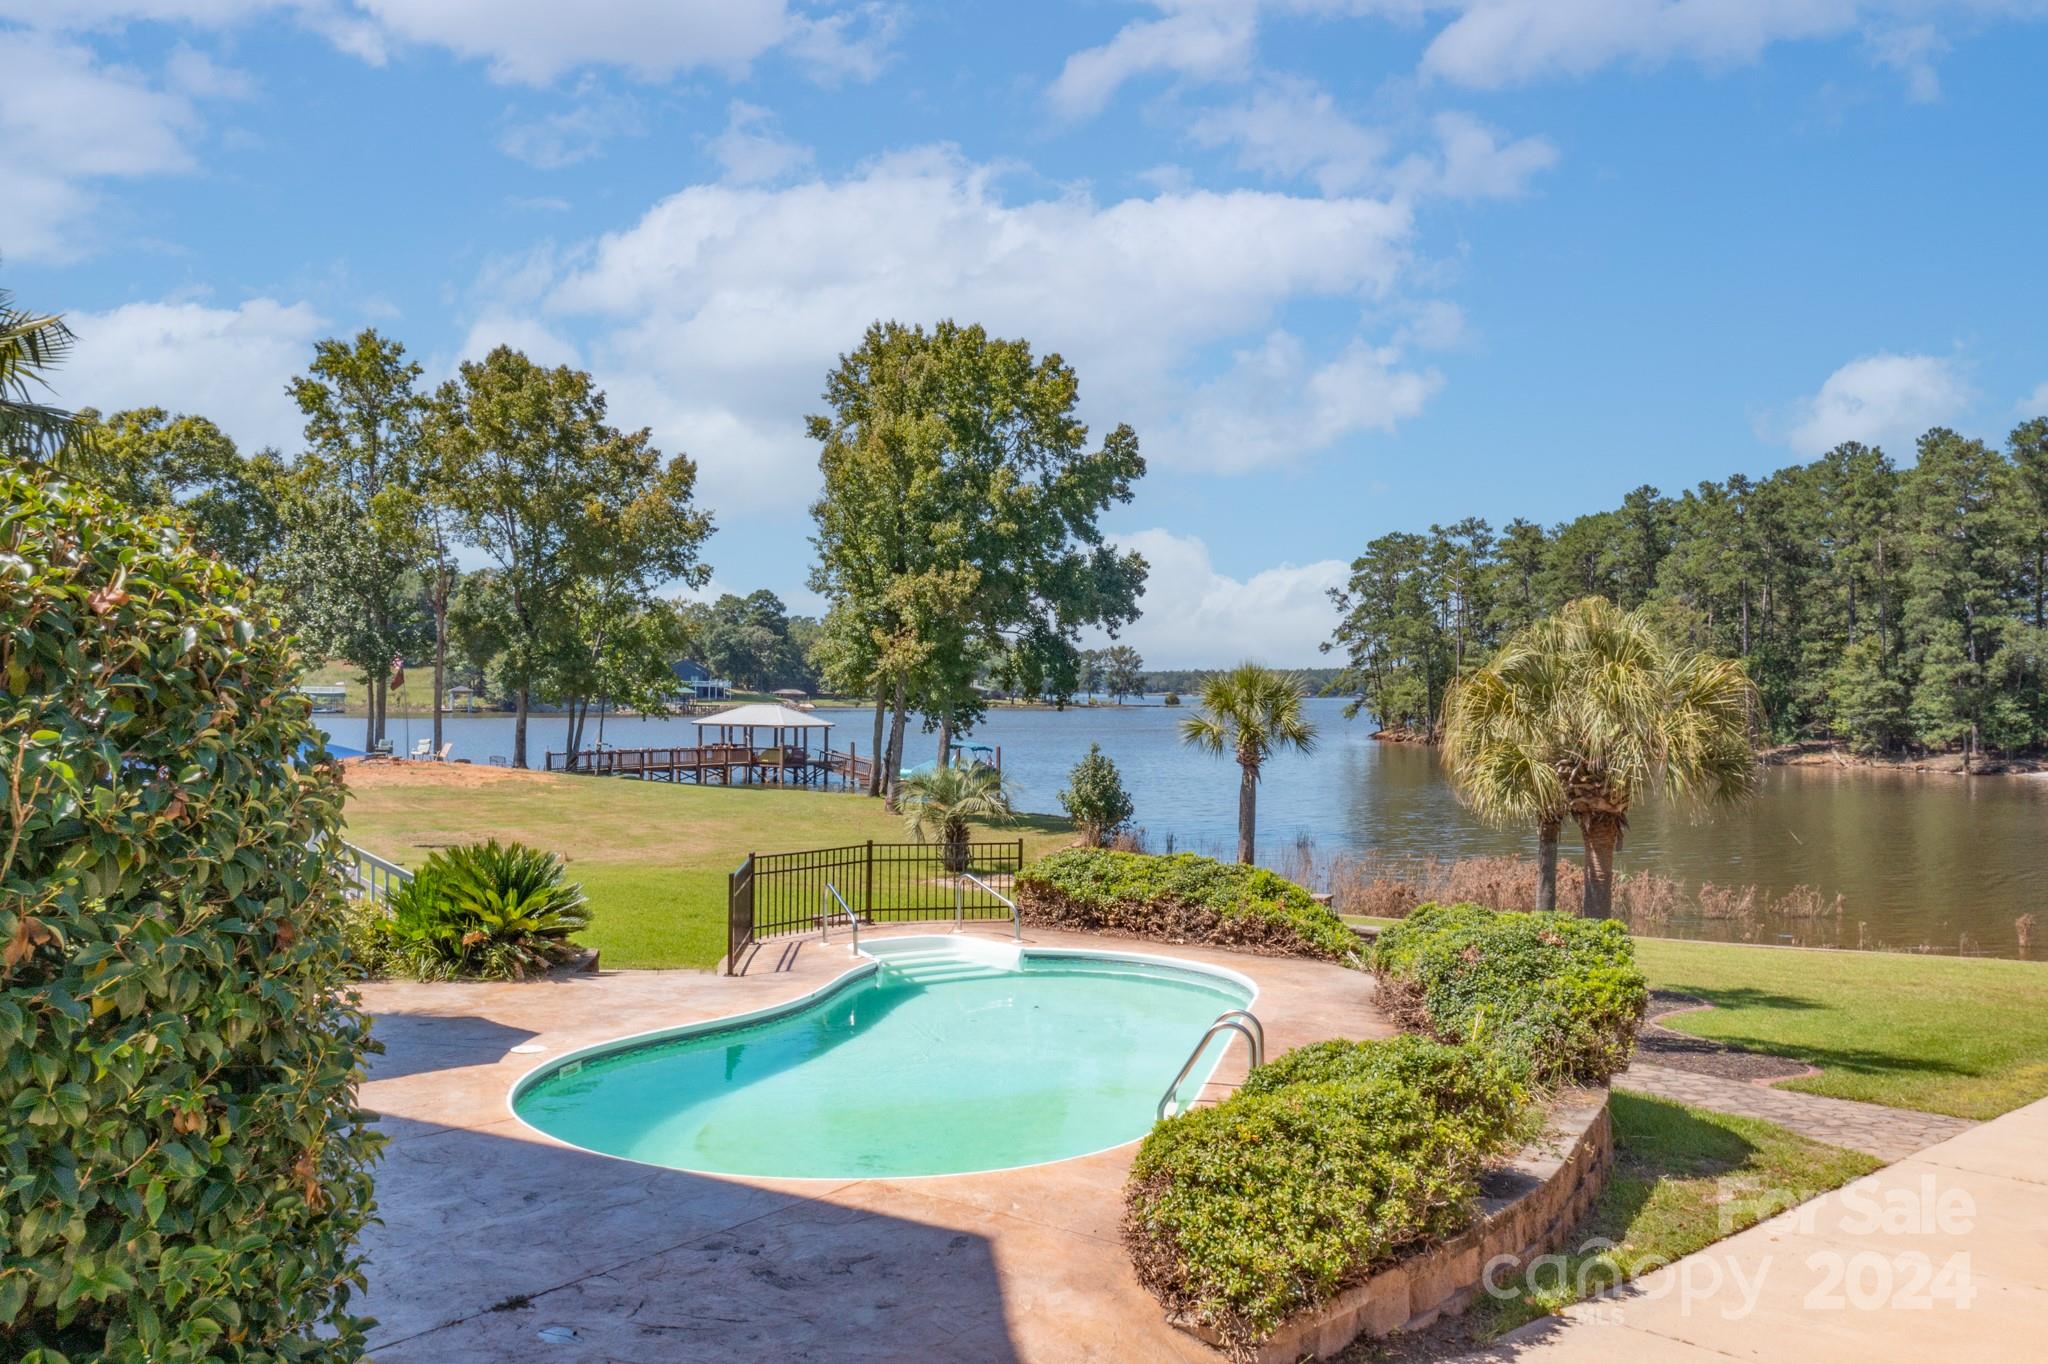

left=1616, top=1061, right=1977, bottom=1162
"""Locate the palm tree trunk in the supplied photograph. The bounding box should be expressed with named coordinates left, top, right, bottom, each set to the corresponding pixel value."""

left=1536, top=816, right=1560, bottom=911
left=1577, top=812, right=1625, bottom=919
left=1236, top=761, right=1258, bottom=865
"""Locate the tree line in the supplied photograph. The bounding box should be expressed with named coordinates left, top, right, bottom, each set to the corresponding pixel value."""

left=13, top=312, right=713, bottom=767
left=9, top=293, right=1153, bottom=784
left=1328, top=423, right=2048, bottom=765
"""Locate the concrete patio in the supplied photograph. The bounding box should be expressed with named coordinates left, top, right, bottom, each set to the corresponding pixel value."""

left=354, top=925, right=1389, bottom=1362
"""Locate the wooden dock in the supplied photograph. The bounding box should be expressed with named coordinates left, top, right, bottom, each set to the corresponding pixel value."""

left=544, top=743, right=874, bottom=790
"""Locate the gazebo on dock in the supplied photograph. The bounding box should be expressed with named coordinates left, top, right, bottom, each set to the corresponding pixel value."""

left=695, top=702, right=832, bottom=752
left=546, top=703, right=871, bottom=787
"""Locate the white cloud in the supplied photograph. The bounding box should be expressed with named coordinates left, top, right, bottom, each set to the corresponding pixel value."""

left=499, top=88, right=644, bottom=168
left=1418, top=0, right=2034, bottom=94
left=1093, top=528, right=1348, bottom=667
left=0, top=30, right=199, bottom=260
left=165, top=42, right=257, bottom=98
left=355, top=0, right=903, bottom=86
left=2016, top=381, right=2048, bottom=416
left=1405, top=110, right=1557, bottom=198
left=1187, top=78, right=1389, bottom=194
left=1783, top=352, right=1973, bottom=456
left=705, top=100, right=814, bottom=185
left=0, top=0, right=900, bottom=86
left=56, top=297, right=327, bottom=453
left=519, top=147, right=1424, bottom=513
left=1191, top=85, right=1557, bottom=201
left=1048, top=0, right=1259, bottom=119
left=1159, top=332, right=1442, bottom=471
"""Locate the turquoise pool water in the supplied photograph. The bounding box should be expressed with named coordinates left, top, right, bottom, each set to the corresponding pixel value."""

left=511, top=941, right=1255, bottom=1178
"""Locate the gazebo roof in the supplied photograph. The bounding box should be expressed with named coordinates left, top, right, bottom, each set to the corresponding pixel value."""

left=693, top=702, right=834, bottom=730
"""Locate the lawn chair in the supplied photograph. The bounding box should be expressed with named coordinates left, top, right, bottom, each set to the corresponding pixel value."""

left=409, top=738, right=432, bottom=759
left=432, top=742, right=454, bottom=762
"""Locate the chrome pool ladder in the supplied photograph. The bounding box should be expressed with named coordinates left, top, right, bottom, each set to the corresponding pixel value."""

left=958, top=872, right=1022, bottom=940
left=820, top=882, right=860, bottom=953
left=1156, top=1009, right=1265, bottom=1119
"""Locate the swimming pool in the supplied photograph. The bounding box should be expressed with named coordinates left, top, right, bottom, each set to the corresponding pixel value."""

left=510, top=936, right=1256, bottom=1179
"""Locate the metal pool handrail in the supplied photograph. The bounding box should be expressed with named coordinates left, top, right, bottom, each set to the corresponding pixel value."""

left=821, top=881, right=859, bottom=953
left=958, top=872, right=1021, bottom=941
left=1156, top=1010, right=1265, bottom=1120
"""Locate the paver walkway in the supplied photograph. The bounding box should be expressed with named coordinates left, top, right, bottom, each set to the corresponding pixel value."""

left=1616, top=1061, right=1978, bottom=1162
left=1455, top=1095, right=2048, bottom=1363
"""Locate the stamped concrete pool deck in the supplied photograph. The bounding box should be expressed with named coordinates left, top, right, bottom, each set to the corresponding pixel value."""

left=355, top=925, right=1390, bottom=1362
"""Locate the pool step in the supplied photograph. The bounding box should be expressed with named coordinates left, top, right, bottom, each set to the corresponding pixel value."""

left=875, top=947, right=1014, bottom=986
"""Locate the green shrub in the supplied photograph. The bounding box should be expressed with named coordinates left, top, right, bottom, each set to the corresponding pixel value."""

left=380, top=839, right=589, bottom=981
left=1057, top=742, right=1135, bottom=846
left=1016, top=848, right=1360, bottom=961
left=0, top=470, right=379, bottom=1361
left=1125, top=1037, right=1525, bottom=1356
left=1370, top=902, right=1647, bottom=1086
left=1237, top=1034, right=1525, bottom=1124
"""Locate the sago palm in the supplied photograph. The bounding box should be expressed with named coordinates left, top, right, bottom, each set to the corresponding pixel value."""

left=0, top=288, right=82, bottom=460
left=1518, top=598, right=1758, bottom=918
left=899, top=762, right=1015, bottom=872
left=1180, top=663, right=1317, bottom=864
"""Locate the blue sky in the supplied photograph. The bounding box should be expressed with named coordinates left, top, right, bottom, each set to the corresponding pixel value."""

left=6, top=1, right=2046, bottom=666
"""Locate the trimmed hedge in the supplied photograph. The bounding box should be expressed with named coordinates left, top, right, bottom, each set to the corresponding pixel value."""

left=1369, top=902, right=1647, bottom=1087
left=1, top=471, right=380, bottom=1361
left=1124, top=1037, right=1525, bottom=1356
left=1015, top=848, right=1360, bottom=961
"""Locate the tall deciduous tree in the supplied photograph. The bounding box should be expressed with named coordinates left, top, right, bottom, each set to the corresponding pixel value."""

left=808, top=320, right=1146, bottom=801
left=283, top=330, right=434, bottom=751
left=57, top=406, right=282, bottom=574
left=429, top=346, right=711, bottom=767
left=1179, top=663, right=1317, bottom=865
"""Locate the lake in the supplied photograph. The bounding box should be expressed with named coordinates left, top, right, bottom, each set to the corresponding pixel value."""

left=330, top=697, right=2048, bottom=959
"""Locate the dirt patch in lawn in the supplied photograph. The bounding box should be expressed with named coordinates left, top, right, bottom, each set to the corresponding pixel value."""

left=340, top=761, right=560, bottom=792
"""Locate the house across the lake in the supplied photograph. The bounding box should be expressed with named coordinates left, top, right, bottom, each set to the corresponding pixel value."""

left=670, top=660, right=732, bottom=702
left=296, top=684, right=347, bottom=713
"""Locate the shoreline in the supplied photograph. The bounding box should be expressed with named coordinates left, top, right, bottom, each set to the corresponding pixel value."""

left=1362, top=729, right=2045, bottom=778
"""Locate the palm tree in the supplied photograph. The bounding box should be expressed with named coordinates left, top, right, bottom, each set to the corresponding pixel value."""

left=0, top=287, right=82, bottom=459
left=1180, top=662, right=1317, bottom=864
left=898, top=762, right=1015, bottom=872
left=1441, top=645, right=1571, bottom=909
left=1522, top=598, right=1758, bottom=918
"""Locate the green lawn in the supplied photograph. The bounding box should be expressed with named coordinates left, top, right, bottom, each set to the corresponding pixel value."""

left=1634, top=938, right=2048, bottom=1121
left=1452, top=1092, right=1881, bottom=1341
left=343, top=771, right=1073, bottom=969
left=1346, top=915, right=2048, bottom=1121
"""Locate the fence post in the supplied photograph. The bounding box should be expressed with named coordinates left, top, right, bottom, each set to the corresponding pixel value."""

left=864, top=838, right=875, bottom=918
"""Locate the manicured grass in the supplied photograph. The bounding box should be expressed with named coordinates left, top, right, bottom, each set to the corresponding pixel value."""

left=1458, top=1092, right=1882, bottom=1339
left=1349, top=912, right=2048, bottom=1121
left=343, top=770, right=1074, bottom=970
left=1633, top=938, right=2048, bottom=1121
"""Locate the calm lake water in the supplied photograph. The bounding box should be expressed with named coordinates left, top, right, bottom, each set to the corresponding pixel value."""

left=330, top=697, right=2048, bottom=959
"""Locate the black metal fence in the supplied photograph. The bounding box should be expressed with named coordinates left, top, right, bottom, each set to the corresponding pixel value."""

left=725, top=838, right=1026, bottom=973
